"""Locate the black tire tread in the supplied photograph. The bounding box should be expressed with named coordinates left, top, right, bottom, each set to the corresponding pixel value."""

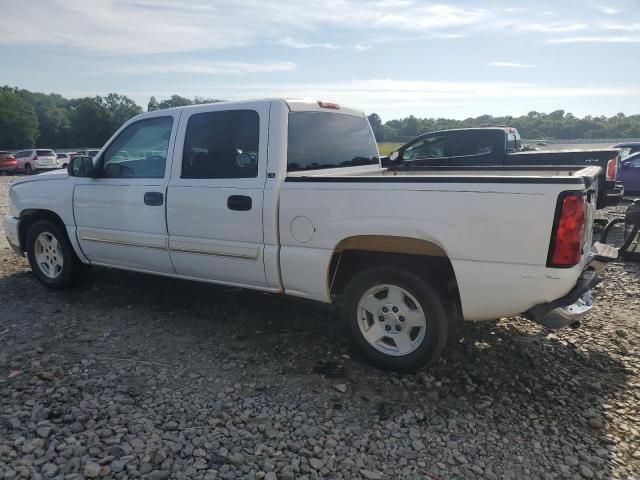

left=341, top=265, right=455, bottom=371
left=26, top=219, right=89, bottom=289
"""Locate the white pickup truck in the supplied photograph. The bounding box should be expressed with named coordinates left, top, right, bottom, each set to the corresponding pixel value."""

left=3, top=99, right=616, bottom=370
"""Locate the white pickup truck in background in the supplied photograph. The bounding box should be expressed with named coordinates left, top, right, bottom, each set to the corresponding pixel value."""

left=3, top=99, right=616, bottom=370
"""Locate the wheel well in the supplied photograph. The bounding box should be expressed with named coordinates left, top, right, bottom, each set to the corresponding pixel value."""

left=18, top=210, right=66, bottom=251
left=328, top=236, right=460, bottom=307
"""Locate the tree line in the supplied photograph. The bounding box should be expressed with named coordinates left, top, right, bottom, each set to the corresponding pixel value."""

left=1, top=85, right=639, bottom=150
left=0, top=87, right=222, bottom=150
left=367, top=110, right=640, bottom=143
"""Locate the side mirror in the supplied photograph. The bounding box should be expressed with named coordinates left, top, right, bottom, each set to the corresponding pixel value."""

left=389, top=151, right=399, bottom=162
left=68, top=156, right=97, bottom=177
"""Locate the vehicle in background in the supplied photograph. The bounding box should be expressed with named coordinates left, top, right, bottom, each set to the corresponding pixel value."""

left=56, top=153, right=74, bottom=168
left=620, top=152, right=640, bottom=193
left=612, top=142, right=640, bottom=158
left=0, top=151, right=17, bottom=174
left=76, top=149, right=100, bottom=158
left=382, top=127, right=624, bottom=208
left=14, top=149, right=60, bottom=174
left=3, top=99, right=616, bottom=370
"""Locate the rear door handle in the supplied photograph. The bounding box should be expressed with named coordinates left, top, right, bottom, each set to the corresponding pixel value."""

left=144, top=192, right=164, bottom=206
left=227, top=195, right=252, bottom=211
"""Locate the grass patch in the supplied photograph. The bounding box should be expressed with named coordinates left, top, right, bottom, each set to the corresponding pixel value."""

left=377, top=143, right=403, bottom=156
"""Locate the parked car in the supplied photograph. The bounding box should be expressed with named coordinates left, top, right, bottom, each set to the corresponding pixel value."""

left=0, top=151, right=17, bottom=174
left=620, top=152, right=640, bottom=193
left=382, top=127, right=624, bottom=208
left=76, top=149, right=100, bottom=159
left=56, top=153, right=74, bottom=168
left=612, top=142, right=640, bottom=158
left=14, top=149, right=60, bottom=174
left=3, top=99, right=616, bottom=370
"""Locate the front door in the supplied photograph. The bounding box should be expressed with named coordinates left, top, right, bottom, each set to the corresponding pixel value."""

left=166, top=103, right=269, bottom=288
left=74, top=113, right=178, bottom=273
left=399, top=133, right=452, bottom=167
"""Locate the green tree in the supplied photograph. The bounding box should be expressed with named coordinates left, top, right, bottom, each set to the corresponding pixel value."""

left=0, top=87, right=38, bottom=149
left=147, top=96, right=160, bottom=112
left=158, top=95, right=193, bottom=109
left=16, top=90, right=71, bottom=148
left=69, top=97, right=113, bottom=147
left=193, top=96, right=224, bottom=105
left=367, top=113, right=384, bottom=141
left=103, top=93, right=143, bottom=129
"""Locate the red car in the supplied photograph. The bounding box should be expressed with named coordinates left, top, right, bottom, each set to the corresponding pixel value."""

left=0, top=151, right=17, bottom=174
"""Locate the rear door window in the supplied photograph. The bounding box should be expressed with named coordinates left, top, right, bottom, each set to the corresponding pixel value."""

left=450, top=131, right=500, bottom=165
left=287, top=112, right=379, bottom=172
left=182, top=110, right=259, bottom=179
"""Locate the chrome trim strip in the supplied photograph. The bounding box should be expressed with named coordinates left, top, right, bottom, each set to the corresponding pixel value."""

left=80, top=236, right=167, bottom=251
left=170, top=246, right=257, bottom=260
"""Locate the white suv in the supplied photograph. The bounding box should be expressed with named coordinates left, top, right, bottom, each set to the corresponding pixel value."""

left=14, top=149, right=59, bottom=174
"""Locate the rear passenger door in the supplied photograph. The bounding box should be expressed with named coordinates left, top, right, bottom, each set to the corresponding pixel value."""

left=166, top=103, right=269, bottom=288
left=449, top=130, right=501, bottom=166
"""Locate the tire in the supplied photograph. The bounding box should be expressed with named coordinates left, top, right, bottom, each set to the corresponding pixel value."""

left=341, top=266, right=453, bottom=371
left=24, top=163, right=33, bottom=175
left=26, top=219, right=89, bottom=289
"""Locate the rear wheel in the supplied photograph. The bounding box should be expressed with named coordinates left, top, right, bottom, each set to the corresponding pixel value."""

left=24, top=163, right=33, bottom=175
left=26, top=219, right=89, bottom=289
left=341, top=266, right=453, bottom=371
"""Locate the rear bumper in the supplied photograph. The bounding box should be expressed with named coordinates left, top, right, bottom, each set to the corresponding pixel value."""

left=3, top=216, right=22, bottom=256
left=604, top=181, right=624, bottom=206
left=524, top=242, right=618, bottom=329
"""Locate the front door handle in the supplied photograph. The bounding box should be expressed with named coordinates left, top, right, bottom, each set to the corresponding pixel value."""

left=144, top=191, right=164, bottom=206
left=227, top=195, right=252, bottom=211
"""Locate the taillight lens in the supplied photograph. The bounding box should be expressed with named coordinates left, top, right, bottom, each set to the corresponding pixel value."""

left=548, top=192, right=586, bottom=267
left=606, top=156, right=618, bottom=181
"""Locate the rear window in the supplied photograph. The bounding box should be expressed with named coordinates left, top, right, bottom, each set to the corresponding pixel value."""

left=36, top=150, right=54, bottom=156
left=56, top=153, right=67, bottom=158
left=287, top=112, right=379, bottom=172
left=506, top=133, right=521, bottom=152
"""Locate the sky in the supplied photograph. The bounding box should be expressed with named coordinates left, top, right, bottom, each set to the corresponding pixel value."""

left=1, top=0, right=639, bottom=121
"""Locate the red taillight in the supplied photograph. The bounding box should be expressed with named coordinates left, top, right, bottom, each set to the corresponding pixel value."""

left=606, top=156, right=618, bottom=181
left=317, top=101, right=340, bottom=109
left=548, top=192, right=586, bottom=267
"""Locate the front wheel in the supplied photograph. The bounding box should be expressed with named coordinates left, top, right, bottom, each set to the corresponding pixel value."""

left=26, top=219, right=89, bottom=289
left=341, top=266, right=453, bottom=370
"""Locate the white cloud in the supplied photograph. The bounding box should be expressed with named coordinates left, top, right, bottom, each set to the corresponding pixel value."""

left=0, top=0, right=492, bottom=55
left=547, top=35, right=640, bottom=43
left=184, top=79, right=639, bottom=109
left=275, top=37, right=340, bottom=50
left=487, top=62, right=535, bottom=69
left=603, top=23, right=640, bottom=31
left=515, top=23, right=588, bottom=33
left=596, top=6, right=621, bottom=15
left=113, top=61, right=296, bottom=75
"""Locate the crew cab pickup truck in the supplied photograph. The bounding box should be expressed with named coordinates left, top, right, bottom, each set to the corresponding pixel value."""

left=3, top=99, right=616, bottom=370
left=382, top=127, right=624, bottom=208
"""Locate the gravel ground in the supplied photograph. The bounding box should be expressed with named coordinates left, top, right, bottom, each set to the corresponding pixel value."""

left=1, top=174, right=639, bottom=480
